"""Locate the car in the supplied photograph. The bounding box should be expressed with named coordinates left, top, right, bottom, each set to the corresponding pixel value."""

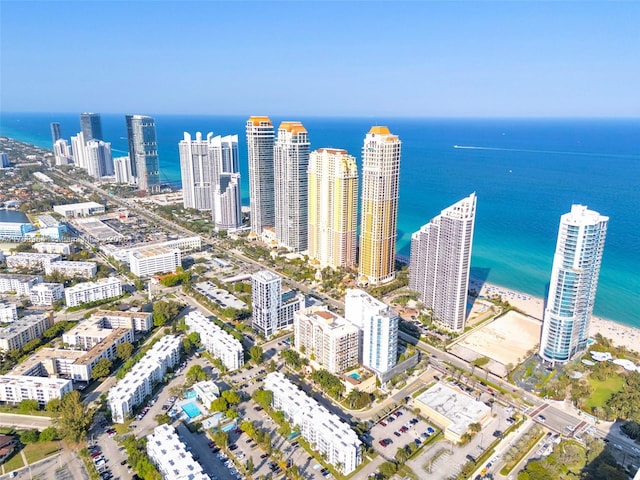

left=493, top=430, right=503, bottom=438
left=410, top=418, right=419, bottom=424
left=400, top=426, right=408, bottom=433
left=120, top=460, right=127, bottom=466
left=307, top=455, right=313, bottom=461
left=395, top=411, right=403, bottom=417
left=211, top=447, right=220, bottom=453
left=387, top=417, right=395, bottom=423
left=91, top=451, right=102, bottom=458
left=394, top=431, right=401, bottom=437
left=379, top=421, right=387, bottom=427
left=245, top=438, right=253, bottom=443
left=261, top=453, right=269, bottom=459
left=208, top=441, right=216, bottom=448
left=537, top=415, right=546, bottom=423
left=379, top=440, right=386, bottom=447
left=229, top=444, right=238, bottom=451
left=427, top=427, right=435, bottom=434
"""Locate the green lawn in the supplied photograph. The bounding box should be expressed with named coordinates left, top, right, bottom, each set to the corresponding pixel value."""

left=585, top=376, right=625, bottom=409
left=2, top=450, right=24, bottom=472
left=23, top=441, right=62, bottom=464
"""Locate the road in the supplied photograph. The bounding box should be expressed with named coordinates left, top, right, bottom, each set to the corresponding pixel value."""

left=0, top=413, right=52, bottom=430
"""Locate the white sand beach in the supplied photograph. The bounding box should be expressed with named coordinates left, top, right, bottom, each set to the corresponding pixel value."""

left=471, top=280, right=640, bottom=353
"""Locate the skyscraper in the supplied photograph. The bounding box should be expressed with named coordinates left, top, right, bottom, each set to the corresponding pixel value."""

left=539, top=205, right=608, bottom=363
left=246, top=117, right=275, bottom=235
left=80, top=113, right=103, bottom=141
left=53, top=139, right=73, bottom=166
left=85, top=140, right=114, bottom=179
left=50, top=122, right=62, bottom=146
left=345, top=289, right=398, bottom=374
left=308, top=148, right=358, bottom=268
left=114, top=156, right=132, bottom=184
left=70, top=132, right=87, bottom=169
left=179, top=132, right=215, bottom=211
left=209, top=135, right=241, bottom=231
left=409, top=193, right=477, bottom=332
left=358, top=126, right=401, bottom=285
left=274, top=121, right=310, bottom=252
left=126, top=115, right=160, bottom=194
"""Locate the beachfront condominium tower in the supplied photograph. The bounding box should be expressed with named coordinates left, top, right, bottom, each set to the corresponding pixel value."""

left=85, top=140, right=114, bottom=180
left=209, top=135, right=242, bottom=231
left=246, top=116, right=275, bottom=235
left=409, top=193, right=477, bottom=332
left=539, top=204, right=608, bottom=363
left=126, top=115, right=160, bottom=194
left=274, top=122, right=310, bottom=252
left=50, top=122, right=62, bottom=146
left=80, top=113, right=103, bottom=141
left=358, top=126, right=401, bottom=286
left=308, top=148, right=358, bottom=269
left=179, top=132, right=215, bottom=211
left=345, top=289, right=398, bottom=375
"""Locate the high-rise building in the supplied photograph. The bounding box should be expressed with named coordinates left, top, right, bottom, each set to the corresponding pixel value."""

left=274, top=121, right=310, bottom=252
left=0, top=153, right=9, bottom=168
left=345, top=289, right=398, bottom=374
left=214, top=173, right=242, bottom=231
left=308, top=148, right=358, bottom=269
left=246, top=116, right=275, bottom=235
left=85, top=140, right=114, bottom=179
left=251, top=270, right=304, bottom=337
left=70, top=132, right=87, bottom=169
left=409, top=193, right=477, bottom=332
left=53, top=139, right=73, bottom=166
left=539, top=205, right=608, bottom=363
left=358, top=126, right=401, bottom=285
left=179, top=132, right=215, bottom=211
left=80, top=113, right=103, bottom=141
left=114, top=156, right=133, bottom=184
left=126, top=115, right=160, bottom=194
left=50, top=122, right=62, bottom=145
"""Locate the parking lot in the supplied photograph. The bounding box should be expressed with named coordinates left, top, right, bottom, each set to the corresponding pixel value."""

left=370, top=407, right=439, bottom=459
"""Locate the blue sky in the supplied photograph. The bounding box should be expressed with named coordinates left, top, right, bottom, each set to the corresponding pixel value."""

left=1, top=1, right=639, bottom=117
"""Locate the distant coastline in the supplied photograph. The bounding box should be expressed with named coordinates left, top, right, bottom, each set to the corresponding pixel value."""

left=1, top=114, right=639, bottom=328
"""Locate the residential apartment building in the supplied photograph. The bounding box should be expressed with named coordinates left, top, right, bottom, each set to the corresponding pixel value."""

left=64, top=277, right=122, bottom=308
left=265, top=372, right=362, bottom=474
left=184, top=311, right=243, bottom=371
left=129, top=246, right=181, bottom=277
left=0, top=375, right=72, bottom=406
left=409, top=193, right=477, bottom=332
left=92, top=310, right=153, bottom=332
left=0, top=303, right=18, bottom=323
left=30, top=283, right=64, bottom=306
left=114, top=156, right=133, bottom=184
left=214, top=172, right=242, bottom=231
left=274, top=121, right=310, bottom=252
left=147, top=424, right=209, bottom=480
left=345, top=289, right=398, bottom=375
left=246, top=116, right=275, bottom=235
left=63, top=315, right=134, bottom=351
left=179, top=131, right=215, bottom=211
left=293, top=306, right=359, bottom=374
left=108, top=335, right=181, bottom=423
left=0, top=274, right=42, bottom=296
left=50, top=122, right=62, bottom=145
left=101, top=236, right=201, bottom=264
left=85, top=140, right=115, bottom=179
left=80, top=112, right=103, bottom=141
left=540, top=205, right=609, bottom=363
left=307, top=148, right=358, bottom=268
left=251, top=270, right=304, bottom=337
left=0, top=313, right=52, bottom=352
left=358, top=126, right=401, bottom=285
left=53, top=139, right=73, bottom=166
left=126, top=115, right=160, bottom=194
left=6, top=253, right=61, bottom=270
left=32, top=243, right=73, bottom=255
left=45, top=261, right=97, bottom=278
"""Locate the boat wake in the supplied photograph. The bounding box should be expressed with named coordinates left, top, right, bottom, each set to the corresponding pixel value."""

left=453, top=145, right=638, bottom=159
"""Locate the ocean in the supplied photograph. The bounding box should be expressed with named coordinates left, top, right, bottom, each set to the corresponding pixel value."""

left=1, top=113, right=639, bottom=328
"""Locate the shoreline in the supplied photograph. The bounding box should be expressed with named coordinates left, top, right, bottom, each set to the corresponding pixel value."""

left=470, top=279, right=640, bottom=353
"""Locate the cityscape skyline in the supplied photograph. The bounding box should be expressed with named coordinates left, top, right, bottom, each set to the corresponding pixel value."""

left=2, top=2, right=638, bottom=117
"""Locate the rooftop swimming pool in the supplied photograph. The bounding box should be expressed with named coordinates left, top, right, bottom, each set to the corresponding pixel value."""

left=348, top=373, right=361, bottom=380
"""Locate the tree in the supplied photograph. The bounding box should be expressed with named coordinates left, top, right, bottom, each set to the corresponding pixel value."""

left=212, top=430, right=229, bottom=449
left=249, top=345, right=264, bottom=364
left=221, top=390, right=241, bottom=405
left=155, top=413, right=171, bottom=425
left=210, top=397, right=229, bottom=412
left=116, top=342, right=134, bottom=361
left=91, top=358, right=113, bottom=380
left=268, top=359, right=277, bottom=373
left=226, top=409, right=239, bottom=419
left=54, top=390, right=93, bottom=444
left=20, top=429, right=40, bottom=444
left=246, top=456, right=254, bottom=474
left=45, top=398, right=61, bottom=413
left=39, top=427, right=58, bottom=442
left=186, top=365, right=207, bottom=385
left=395, top=446, right=409, bottom=463
left=18, top=399, right=39, bottom=413
left=379, top=461, right=398, bottom=478
left=252, top=389, right=273, bottom=409
left=469, top=422, right=482, bottom=433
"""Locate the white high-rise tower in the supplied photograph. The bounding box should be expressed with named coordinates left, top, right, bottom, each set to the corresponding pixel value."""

left=539, top=204, right=608, bottom=363
left=246, top=117, right=275, bottom=235
left=179, top=132, right=215, bottom=211
left=409, top=193, right=477, bottom=332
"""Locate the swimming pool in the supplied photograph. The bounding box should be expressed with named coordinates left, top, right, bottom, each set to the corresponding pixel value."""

left=182, top=402, right=202, bottom=419
left=348, top=373, right=361, bottom=380
left=185, top=390, right=197, bottom=399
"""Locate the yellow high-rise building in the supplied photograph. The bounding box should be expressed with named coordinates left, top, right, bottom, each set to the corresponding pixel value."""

left=308, top=148, right=358, bottom=268
left=358, top=126, right=401, bottom=285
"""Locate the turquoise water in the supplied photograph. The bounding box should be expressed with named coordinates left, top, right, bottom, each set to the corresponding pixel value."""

left=181, top=402, right=201, bottom=419
left=1, top=113, right=638, bottom=328
left=185, top=390, right=197, bottom=399
left=349, top=373, right=361, bottom=380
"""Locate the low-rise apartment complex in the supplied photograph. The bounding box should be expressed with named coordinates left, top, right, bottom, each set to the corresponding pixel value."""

left=64, top=277, right=122, bottom=307
left=30, top=283, right=64, bottom=306
left=0, top=313, right=52, bottom=352
left=108, top=335, right=181, bottom=423
left=45, top=261, right=97, bottom=278
left=264, top=372, right=362, bottom=474
left=0, top=274, right=42, bottom=296
left=0, top=375, right=73, bottom=406
left=6, top=253, right=61, bottom=270
left=147, top=424, right=209, bottom=480
left=129, top=246, right=181, bottom=277
left=184, top=311, right=243, bottom=371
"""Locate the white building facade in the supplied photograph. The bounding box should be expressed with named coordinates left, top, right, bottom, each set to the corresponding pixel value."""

left=184, top=311, right=244, bottom=371
left=45, top=261, right=97, bottom=278
left=0, top=375, right=73, bottom=406
left=265, top=372, right=362, bottom=474
left=64, top=277, right=122, bottom=308
left=251, top=270, right=304, bottom=337
left=147, top=424, right=209, bottom=480
left=129, top=246, right=181, bottom=277
left=0, top=313, right=52, bottom=352
left=30, top=283, right=65, bottom=306
left=409, top=193, right=477, bottom=332
left=0, top=274, right=42, bottom=296
left=246, top=116, right=275, bottom=235
left=540, top=205, right=609, bottom=363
